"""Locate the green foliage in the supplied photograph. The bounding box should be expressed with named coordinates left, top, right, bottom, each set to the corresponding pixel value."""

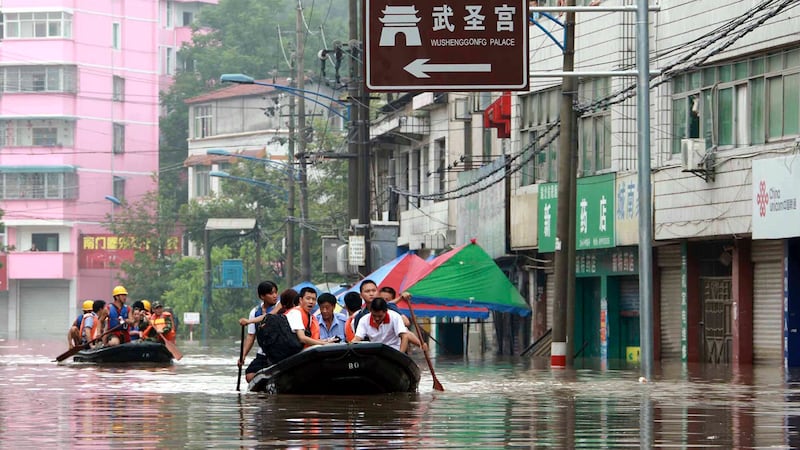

left=106, top=184, right=182, bottom=304
left=161, top=246, right=258, bottom=339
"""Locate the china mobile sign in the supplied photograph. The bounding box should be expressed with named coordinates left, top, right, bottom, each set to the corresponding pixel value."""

left=752, top=156, right=800, bottom=239
left=365, top=0, right=528, bottom=91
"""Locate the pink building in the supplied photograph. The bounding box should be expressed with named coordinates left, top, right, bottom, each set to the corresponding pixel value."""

left=0, top=0, right=216, bottom=339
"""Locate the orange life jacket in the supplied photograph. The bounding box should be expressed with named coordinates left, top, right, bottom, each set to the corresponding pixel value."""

left=142, top=311, right=176, bottom=342
left=78, top=312, right=100, bottom=343
left=344, top=314, right=356, bottom=343
left=291, top=306, right=320, bottom=346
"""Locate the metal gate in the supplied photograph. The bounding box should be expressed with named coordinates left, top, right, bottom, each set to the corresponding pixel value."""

left=658, top=245, right=682, bottom=359
left=701, top=276, right=732, bottom=364
left=752, top=240, right=784, bottom=364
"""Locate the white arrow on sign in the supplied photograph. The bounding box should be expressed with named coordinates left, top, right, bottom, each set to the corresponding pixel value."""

left=403, top=58, right=492, bottom=79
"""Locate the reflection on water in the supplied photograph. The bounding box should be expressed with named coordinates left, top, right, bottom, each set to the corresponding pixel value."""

left=2, top=339, right=800, bottom=448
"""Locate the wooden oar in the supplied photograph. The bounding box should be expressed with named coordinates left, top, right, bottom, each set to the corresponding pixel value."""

left=236, top=324, right=245, bottom=391
left=54, top=324, right=122, bottom=362
left=157, top=332, right=183, bottom=360
left=404, top=294, right=444, bottom=391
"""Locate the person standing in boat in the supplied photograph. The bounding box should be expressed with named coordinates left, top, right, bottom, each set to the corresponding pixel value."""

left=314, top=293, right=346, bottom=343
left=68, top=300, right=94, bottom=349
left=79, top=300, right=107, bottom=347
left=351, top=297, right=424, bottom=353
left=238, top=280, right=279, bottom=383
left=287, top=287, right=338, bottom=348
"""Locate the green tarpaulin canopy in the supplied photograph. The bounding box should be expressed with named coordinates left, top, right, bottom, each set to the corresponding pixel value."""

left=405, top=241, right=531, bottom=316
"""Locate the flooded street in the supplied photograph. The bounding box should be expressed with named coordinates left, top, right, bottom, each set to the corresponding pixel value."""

left=2, top=339, right=800, bottom=448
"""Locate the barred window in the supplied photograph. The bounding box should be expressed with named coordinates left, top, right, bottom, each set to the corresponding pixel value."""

left=0, top=66, right=77, bottom=93
left=0, top=171, right=78, bottom=200
left=0, top=119, right=75, bottom=147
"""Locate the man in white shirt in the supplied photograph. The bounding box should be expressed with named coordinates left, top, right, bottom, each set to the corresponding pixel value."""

left=238, top=280, right=279, bottom=382
left=352, top=297, right=416, bottom=352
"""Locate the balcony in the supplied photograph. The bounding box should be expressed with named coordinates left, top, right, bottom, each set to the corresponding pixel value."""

left=7, top=251, right=76, bottom=280
left=370, top=115, right=430, bottom=141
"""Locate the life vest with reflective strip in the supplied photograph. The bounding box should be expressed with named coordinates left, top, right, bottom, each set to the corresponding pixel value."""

left=78, top=312, right=100, bottom=343
left=142, top=311, right=176, bottom=342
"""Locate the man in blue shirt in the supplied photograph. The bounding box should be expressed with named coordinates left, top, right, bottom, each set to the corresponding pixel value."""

left=314, top=293, right=346, bottom=342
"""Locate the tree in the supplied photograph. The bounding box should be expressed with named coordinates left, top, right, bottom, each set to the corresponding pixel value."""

left=106, top=184, right=182, bottom=303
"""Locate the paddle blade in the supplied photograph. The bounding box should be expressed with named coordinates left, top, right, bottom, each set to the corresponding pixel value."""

left=54, top=344, right=86, bottom=362
left=158, top=333, right=183, bottom=360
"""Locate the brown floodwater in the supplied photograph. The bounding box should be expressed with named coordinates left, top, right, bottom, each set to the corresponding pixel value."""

left=2, top=338, right=800, bottom=448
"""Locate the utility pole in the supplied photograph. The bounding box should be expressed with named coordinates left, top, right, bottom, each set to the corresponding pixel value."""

left=551, top=0, right=577, bottom=369
left=347, top=0, right=359, bottom=224
left=637, top=0, right=654, bottom=380
left=296, top=1, right=311, bottom=282
left=349, top=0, right=372, bottom=274
left=286, top=67, right=297, bottom=286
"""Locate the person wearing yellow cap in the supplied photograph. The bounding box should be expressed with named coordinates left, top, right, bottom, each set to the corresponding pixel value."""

left=105, top=285, right=135, bottom=346
left=67, top=300, right=94, bottom=348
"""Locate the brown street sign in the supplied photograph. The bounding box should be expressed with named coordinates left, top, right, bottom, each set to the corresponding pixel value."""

left=365, top=0, right=529, bottom=92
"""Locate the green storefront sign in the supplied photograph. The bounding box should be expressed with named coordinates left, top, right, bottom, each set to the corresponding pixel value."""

left=537, top=173, right=616, bottom=252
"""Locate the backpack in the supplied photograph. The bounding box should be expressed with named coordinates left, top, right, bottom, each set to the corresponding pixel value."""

left=256, top=314, right=304, bottom=364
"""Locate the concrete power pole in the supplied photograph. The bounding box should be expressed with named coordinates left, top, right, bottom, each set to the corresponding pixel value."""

left=349, top=0, right=372, bottom=275
left=286, top=72, right=297, bottom=286
left=551, top=0, right=578, bottom=369
left=347, top=0, right=359, bottom=224
left=297, top=1, right=311, bottom=282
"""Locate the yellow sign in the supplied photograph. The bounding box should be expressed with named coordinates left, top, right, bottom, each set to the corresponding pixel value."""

left=626, top=346, right=640, bottom=363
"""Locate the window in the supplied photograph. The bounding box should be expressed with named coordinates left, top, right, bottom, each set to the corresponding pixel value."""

left=32, top=233, right=59, bottom=252
left=165, top=48, right=174, bottom=75
left=672, top=49, right=800, bottom=150
left=113, top=176, right=125, bottom=202
left=0, top=66, right=77, bottom=93
left=0, top=119, right=75, bottom=147
left=0, top=170, right=78, bottom=200
left=577, top=78, right=611, bottom=175
left=194, top=105, right=213, bottom=138
left=434, top=138, right=446, bottom=198
left=32, top=128, right=58, bottom=146
left=113, top=76, right=124, bottom=102
left=194, top=166, right=210, bottom=197
left=4, top=12, right=72, bottom=39
left=113, top=123, right=125, bottom=154
left=519, top=88, right=560, bottom=183
left=182, top=12, right=193, bottom=27
left=112, top=22, right=121, bottom=49
left=166, top=1, right=174, bottom=28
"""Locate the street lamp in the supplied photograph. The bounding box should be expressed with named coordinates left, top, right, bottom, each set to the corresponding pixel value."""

left=219, top=73, right=349, bottom=120
left=209, top=170, right=288, bottom=198
left=219, top=73, right=346, bottom=283
left=208, top=151, right=301, bottom=284
left=207, top=149, right=299, bottom=180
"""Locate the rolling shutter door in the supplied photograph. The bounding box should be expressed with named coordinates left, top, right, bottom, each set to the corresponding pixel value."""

left=752, top=240, right=784, bottom=364
left=19, top=281, right=70, bottom=339
left=658, top=245, right=682, bottom=360
left=546, top=272, right=554, bottom=332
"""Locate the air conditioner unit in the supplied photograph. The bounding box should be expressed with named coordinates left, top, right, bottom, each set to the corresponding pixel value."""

left=681, top=139, right=706, bottom=170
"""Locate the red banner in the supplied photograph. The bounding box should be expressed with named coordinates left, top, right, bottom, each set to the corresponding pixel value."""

left=78, top=234, right=181, bottom=269
left=0, top=254, right=7, bottom=291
